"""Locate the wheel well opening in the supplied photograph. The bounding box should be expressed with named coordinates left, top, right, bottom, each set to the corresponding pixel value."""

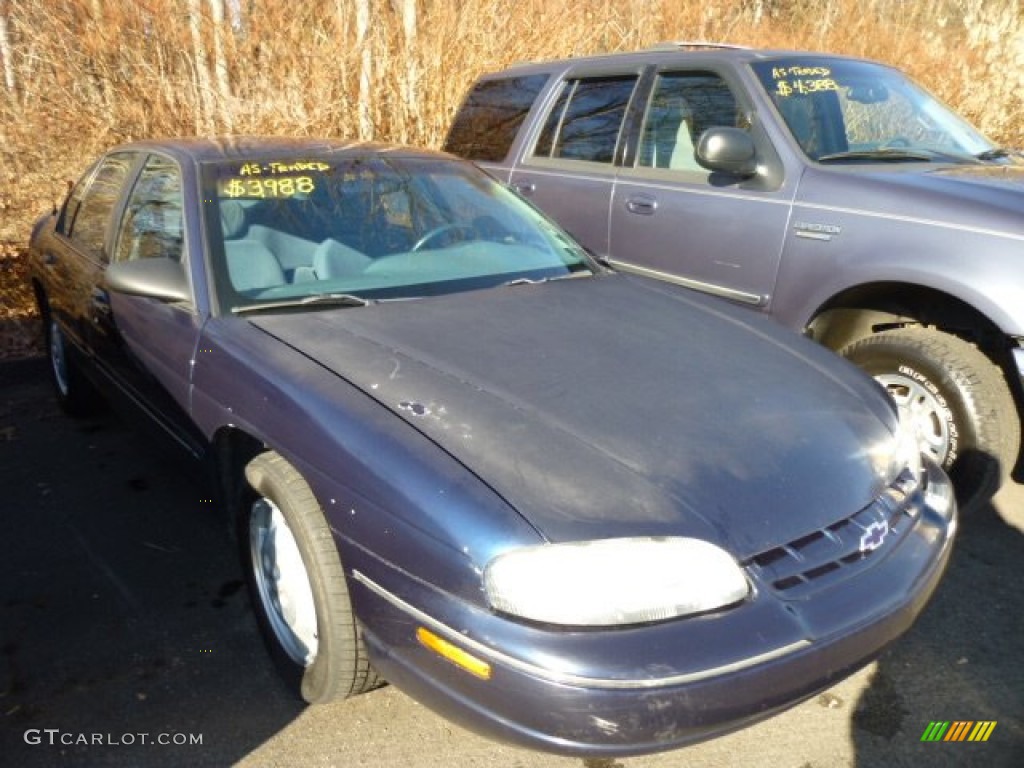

left=808, top=282, right=1024, bottom=478
left=807, top=282, right=1006, bottom=358
left=211, top=427, right=266, bottom=522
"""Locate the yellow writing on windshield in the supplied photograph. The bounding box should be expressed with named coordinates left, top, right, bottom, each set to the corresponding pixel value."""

left=774, top=78, right=839, bottom=97
left=238, top=161, right=330, bottom=176
left=221, top=176, right=316, bottom=199
left=770, top=65, right=838, bottom=97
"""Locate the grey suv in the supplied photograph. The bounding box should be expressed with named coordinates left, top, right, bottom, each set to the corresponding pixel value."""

left=444, top=43, right=1024, bottom=511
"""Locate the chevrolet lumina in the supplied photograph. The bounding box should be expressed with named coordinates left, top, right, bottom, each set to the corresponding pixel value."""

left=28, top=138, right=956, bottom=757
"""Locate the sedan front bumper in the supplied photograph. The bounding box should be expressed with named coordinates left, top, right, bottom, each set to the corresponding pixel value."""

left=347, top=460, right=956, bottom=758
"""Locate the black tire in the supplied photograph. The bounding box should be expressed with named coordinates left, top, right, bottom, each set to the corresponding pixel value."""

left=41, top=301, right=98, bottom=417
left=240, top=450, right=381, bottom=703
left=840, top=327, right=1020, bottom=513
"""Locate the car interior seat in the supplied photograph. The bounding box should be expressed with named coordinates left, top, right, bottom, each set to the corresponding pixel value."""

left=225, top=240, right=286, bottom=292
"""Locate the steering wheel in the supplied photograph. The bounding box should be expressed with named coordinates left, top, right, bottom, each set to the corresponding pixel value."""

left=411, top=224, right=470, bottom=252
left=881, top=137, right=910, bottom=149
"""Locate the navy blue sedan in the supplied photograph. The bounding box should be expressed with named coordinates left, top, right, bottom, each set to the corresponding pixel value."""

left=28, top=138, right=956, bottom=757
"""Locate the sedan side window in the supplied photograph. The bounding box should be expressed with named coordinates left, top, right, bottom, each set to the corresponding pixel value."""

left=114, top=155, right=184, bottom=263
left=638, top=72, right=745, bottom=172
left=533, top=76, right=638, bottom=164
left=66, top=152, right=136, bottom=263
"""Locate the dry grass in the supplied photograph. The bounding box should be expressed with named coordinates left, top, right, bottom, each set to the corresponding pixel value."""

left=1, top=0, right=1022, bottom=356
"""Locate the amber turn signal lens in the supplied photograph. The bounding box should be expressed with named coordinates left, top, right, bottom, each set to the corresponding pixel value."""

left=416, top=627, right=492, bottom=680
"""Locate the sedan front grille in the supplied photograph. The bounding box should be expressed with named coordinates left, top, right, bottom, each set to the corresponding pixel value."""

left=742, top=471, right=920, bottom=597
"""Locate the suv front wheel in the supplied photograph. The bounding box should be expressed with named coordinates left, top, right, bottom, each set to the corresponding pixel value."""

left=840, top=327, right=1019, bottom=514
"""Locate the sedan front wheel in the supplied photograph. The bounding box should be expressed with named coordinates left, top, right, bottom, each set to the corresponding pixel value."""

left=240, top=451, right=381, bottom=703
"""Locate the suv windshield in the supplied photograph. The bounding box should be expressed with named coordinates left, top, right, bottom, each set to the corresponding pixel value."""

left=751, top=57, right=996, bottom=163
left=202, top=154, right=591, bottom=312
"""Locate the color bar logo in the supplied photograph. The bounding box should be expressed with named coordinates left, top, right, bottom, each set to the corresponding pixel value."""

left=920, top=721, right=997, bottom=742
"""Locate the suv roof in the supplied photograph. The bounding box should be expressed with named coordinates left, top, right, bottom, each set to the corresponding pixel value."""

left=494, top=44, right=880, bottom=75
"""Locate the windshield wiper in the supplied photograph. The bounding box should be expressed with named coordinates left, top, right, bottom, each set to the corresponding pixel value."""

left=817, top=148, right=939, bottom=164
left=232, top=292, right=371, bottom=314
left=502, top=269, right=593, bottom=288
left=975, top=147, right=1023, bottom=162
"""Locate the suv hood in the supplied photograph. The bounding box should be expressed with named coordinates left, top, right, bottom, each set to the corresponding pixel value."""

left=250, top=275, right=897, bottom=557
left=806, top=164, right=1024, bottom=235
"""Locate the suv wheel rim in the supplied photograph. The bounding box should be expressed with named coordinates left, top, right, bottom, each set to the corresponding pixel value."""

left=49, top=318, right=70, bottom=397
left=875, top=372, right=950, bottom=465
left=249, top=498, right=318, bottom=666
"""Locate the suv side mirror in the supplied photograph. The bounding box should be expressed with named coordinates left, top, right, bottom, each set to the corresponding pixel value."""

left=696, top=127, right=757, bottom=177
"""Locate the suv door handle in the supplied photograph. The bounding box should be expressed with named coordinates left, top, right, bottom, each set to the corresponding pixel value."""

left=625, top=196, right=658, bottom=215
left=511, top=182, right=535, bottom=196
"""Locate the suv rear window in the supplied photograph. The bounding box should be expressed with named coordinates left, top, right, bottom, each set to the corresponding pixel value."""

left=443, top=74, right=549, bottom=162
left=533, top=76, right=638, bottom=164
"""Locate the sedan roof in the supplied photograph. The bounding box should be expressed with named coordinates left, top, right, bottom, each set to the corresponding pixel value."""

left=108, top=136, right=450, bottom=165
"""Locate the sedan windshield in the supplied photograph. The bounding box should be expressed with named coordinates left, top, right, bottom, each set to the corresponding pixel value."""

left=201, top=153, right=591, bottom=312
left=751, top=57, right=1002, bottom=164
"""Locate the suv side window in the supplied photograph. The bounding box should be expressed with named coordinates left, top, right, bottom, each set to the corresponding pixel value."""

left=66, top=152, right=136, bottom=263
left=533, top=76, right=638, bottom=163
left=637, top=72, right=745, bottom=172
left=114, top=154, right=184, bottom=263
left=443, top=75, right=549, bottom=162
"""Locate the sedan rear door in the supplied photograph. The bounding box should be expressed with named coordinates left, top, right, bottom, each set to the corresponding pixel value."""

left=39, top=152, right=138, bottom=358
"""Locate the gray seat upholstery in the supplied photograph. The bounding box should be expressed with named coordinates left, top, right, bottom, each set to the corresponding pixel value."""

left=225, top=240, right=285, bottom=292
left=312, top=238, right=372, bottom=279
left=642, top=96, right=700, bottom=171
left=221, top=200, right=248, bottom=239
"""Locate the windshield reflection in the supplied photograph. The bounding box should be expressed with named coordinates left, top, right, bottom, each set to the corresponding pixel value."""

left=751, top=58, right=999, bottom=163
left=202, top=154, right=591, bottom=312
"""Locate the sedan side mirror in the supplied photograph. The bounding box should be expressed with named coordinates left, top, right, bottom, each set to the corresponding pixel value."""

left=696, top=127, right=758, bottom=178
left=105, top=258, right=190, bottom=303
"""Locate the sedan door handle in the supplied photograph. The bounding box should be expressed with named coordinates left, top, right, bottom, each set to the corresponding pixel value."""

left=625, top=196, right=658, bottom=215
left=91, top=287, right=112, bottom=316
left=43, top=251, right=58, bottom=266
left=511, top=182, right=535, bottom=196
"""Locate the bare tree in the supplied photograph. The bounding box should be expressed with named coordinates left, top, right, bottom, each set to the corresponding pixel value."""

left=188, top=0, right=214, bottom=133
left=397, top=0, right=418, bottom=141
left=0, top=0, right=14, bottom=96
left=355, top=0, right=373, bottom=139
left=208, top=0, right=233, bottom=130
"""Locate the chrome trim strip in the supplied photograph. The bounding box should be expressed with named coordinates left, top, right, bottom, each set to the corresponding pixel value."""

left=351, top=569, right=811, bottom=690
left=796, top=201, right=1024, bottom=243
left=606, top=259, right=767, bottom=307
left=1012, top=344, right=1024, bottom=379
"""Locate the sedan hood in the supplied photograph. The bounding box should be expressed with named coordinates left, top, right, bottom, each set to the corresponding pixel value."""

left=249, top=275, right=897, bottom=556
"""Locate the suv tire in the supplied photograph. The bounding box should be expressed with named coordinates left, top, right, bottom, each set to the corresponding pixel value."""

left=840, top=327, right=1019, bottom=513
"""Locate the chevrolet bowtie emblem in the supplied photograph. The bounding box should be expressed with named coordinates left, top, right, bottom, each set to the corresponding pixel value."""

left=860, top=521, right=889, bottom=553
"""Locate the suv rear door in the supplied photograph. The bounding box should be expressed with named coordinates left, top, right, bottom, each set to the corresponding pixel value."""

left=506, top=71, right=645, bottom=256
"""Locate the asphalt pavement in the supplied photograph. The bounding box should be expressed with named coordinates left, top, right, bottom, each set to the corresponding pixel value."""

left=1, top=356, right=1021, bottom=767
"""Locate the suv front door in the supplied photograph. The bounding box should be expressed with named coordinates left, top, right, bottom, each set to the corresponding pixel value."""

left=609, top=68, right=792, bottom=309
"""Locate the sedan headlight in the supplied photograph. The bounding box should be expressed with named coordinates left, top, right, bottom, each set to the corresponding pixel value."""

left=483, top=537, right=749, bottom=627
left=871, top=414, right=924, bottom=488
